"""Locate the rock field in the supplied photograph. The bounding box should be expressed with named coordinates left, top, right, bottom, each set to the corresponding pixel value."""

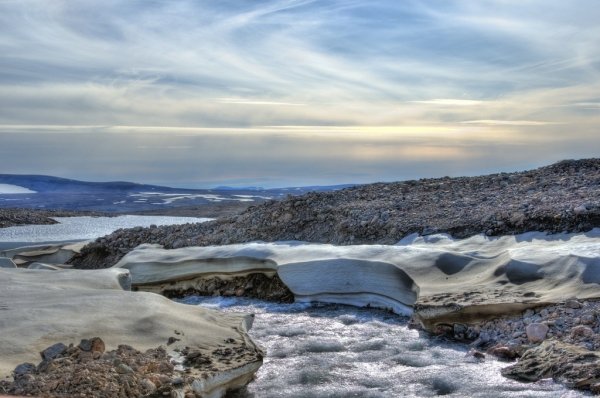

left=71, top=158, right=600, bottom=269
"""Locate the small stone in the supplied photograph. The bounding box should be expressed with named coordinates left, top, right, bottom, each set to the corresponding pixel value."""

left=13, top=363, right=36, bottom=377
left=116, top=363, right=134, bottom=374
left=565, top=308, right=576, bottom=315
left=582, top=314, right=596, bottom=325
left=171, top=376, right=184, bottom=386
left=167, top=336, right=180, bottom=345
left=478, top=332, right=490, bottom=343
left=453, top=323, right=468, bottom=338
left=40, top=343, right=67, bottom=361
left=570, top=325, right=594, bottom=339
left=466, top=349, right=485, bottom=360
left=566, top=299, right=582, bottom=309
left=574, top=205, right=588, bottom=215
left=90, top=337, right=105, bottom=354
left=141, top=378, right=157, bottom=393
left=78, top=339, right=92, bottom=351
left=488, top=345, right=519, bottom=360
left=526, top=323, right=549, bottom=344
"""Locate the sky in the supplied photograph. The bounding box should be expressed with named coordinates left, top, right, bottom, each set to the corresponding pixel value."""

left=0, top=0, right=599, bottom=188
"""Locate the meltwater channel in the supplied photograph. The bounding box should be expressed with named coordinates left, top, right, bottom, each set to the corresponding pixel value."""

left=179, top=296, right=585, bottom=398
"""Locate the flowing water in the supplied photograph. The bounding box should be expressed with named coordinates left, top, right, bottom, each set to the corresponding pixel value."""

left=179, top=296, right=586, bottom=398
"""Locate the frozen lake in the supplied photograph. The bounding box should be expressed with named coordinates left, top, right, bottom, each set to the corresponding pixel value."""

left=0, top=215, right=210, bottom=243
left=181, top=296, right=586, bottom=398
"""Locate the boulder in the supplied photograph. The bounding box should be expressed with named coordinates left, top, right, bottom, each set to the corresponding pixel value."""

left=502, top=340, right=600, bottom=393
left=526, top=323, right=549, bottom=343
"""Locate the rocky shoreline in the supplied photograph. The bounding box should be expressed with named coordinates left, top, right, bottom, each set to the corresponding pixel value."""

left=0, top=208, right=111, bottom=228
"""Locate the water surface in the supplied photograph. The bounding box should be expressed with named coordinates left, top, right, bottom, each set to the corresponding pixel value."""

left=181, top=296, right=585, bottom=398
left=0, top=215, right=210, bottom=243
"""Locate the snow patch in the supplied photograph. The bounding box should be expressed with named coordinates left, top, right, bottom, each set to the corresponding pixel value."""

left=0, top=184, right=36, bottom=194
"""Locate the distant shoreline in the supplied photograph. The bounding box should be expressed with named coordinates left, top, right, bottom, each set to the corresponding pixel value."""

left=0, top=201, right=251, bottom=229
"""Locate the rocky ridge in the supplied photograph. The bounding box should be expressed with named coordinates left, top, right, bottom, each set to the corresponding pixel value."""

left=0, top=208, right=108, bottom=228
left=71, top=158, right=600, bottom=269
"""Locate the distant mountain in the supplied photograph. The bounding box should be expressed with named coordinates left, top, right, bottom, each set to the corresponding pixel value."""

left=0, top=174, right=354, bottom=213
left=0, top=174, right=196, bottom=194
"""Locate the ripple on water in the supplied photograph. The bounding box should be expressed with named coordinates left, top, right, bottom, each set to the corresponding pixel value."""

left=177, top=296, right=587, bottom=398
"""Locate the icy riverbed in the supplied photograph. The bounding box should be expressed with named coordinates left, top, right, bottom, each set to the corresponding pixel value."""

left=180, top=296, right=586, bottom=398
left=0, top=215, right=210, bottom=243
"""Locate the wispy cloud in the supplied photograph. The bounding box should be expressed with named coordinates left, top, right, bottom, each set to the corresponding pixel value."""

left=0, top=1, right=598, bottom=186
left=461, top=120, right=557, bottom=126
left=216, top=98, right=305, bottom=106
left=410, top=99, right=484, bottom=106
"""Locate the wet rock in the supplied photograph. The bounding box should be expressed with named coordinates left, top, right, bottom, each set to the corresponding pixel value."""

left=488, top=345, right=519, bottom=360
left=526, top=323, right=549, bottom=344
left=502, top=340, right=600, bottom=393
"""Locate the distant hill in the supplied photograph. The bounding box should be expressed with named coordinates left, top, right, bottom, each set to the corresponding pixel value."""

left=0, top=174, right=354, bottom=213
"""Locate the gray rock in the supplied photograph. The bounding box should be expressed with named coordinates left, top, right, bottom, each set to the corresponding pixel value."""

left=40, top=342, right=67, bottom=361
left=116, top=363, right=134, bottom=374
left=13, top=362, right=36, bottom=376
left=581, top=314, right=596, bottom=325
left=78, top=339, right=92, bottom=351
left=141, top=378, right=157, bottom=393
left=574, top=205, right=588, bottom=215
left=526, top=323, right=549, bottom=344
left=565, top=299, right=582, bottom=309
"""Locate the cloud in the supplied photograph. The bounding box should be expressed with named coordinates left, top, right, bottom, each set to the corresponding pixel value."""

left=461, top=120, right=557, bottom=126
left=216, top=98, right=305, bottom=106
left=410, top=99, right=484, bottom=106
left=0, top=1, right=598, bottom=186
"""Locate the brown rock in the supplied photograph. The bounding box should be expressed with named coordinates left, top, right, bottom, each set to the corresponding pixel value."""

left=488, top=345, right=519, bottom=360
left=526, top=323, right=549, bottom=344
left=570, top=325, right=594, bottom=339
